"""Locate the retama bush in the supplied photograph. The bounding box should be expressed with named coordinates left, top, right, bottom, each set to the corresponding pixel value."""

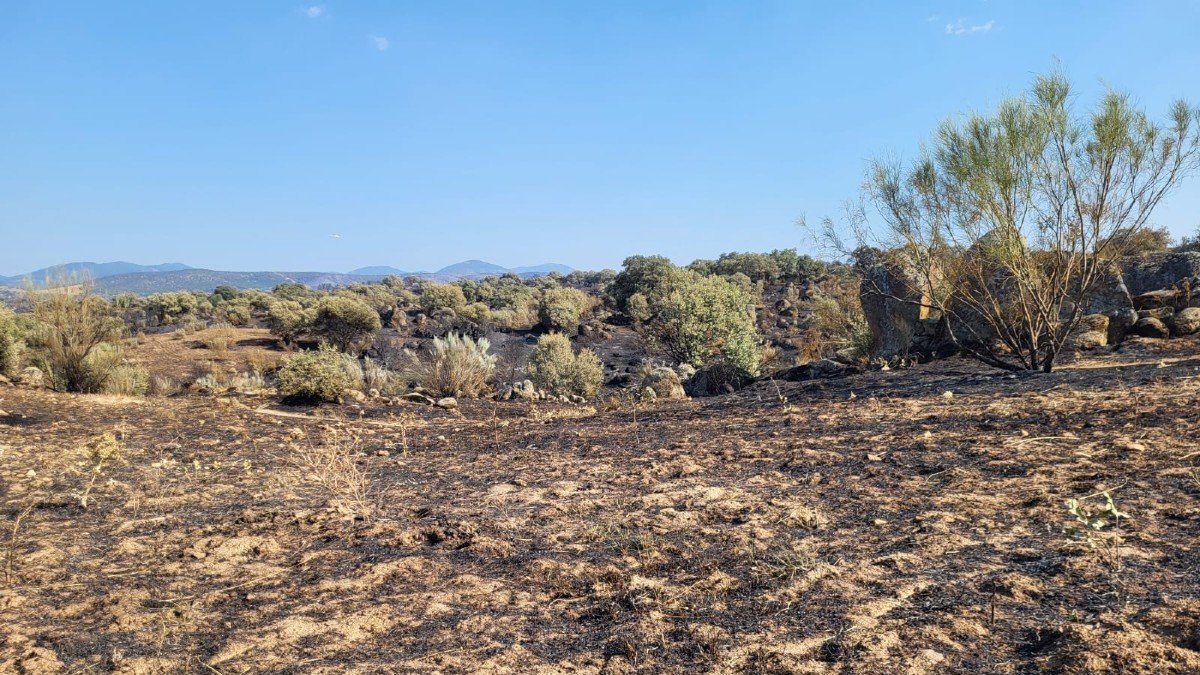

left=276, top=345, right=353, bottom=404
left=526, top=332, right=604, bottom=399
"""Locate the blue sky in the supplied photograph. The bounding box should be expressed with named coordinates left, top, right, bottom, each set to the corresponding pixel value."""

left=2, top=1, right=1199, bottom=275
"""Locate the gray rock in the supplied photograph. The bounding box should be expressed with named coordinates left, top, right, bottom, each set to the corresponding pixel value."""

left=855, top=248, right=929, bottom=359
left=1131, top=317, right=1170, bottom=339
left=640, top=367, right=687, bottom=400
left=16, top=367, right=45, bottom=388
left=685, top=363, right=754, bottom=397
left=1121, top=252, right=1200, bottom=296
left=435, top=397, right=458, bottom=410
left=1169, top=307, right=1200, bottom=336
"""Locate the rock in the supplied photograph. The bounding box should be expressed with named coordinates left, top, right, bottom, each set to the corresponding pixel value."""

left=1120, top=252, right=1200, bottom=296
left=774, top=359, right=855, bottom=382
left=368, top=388, right=380, bottom=399
left=495, top=385, right=514, bottom=401
left=511, top=380, right=537, bottom=401
left=1134, top=289, right=1180, bottom=310
left=343, top=389, right=367, bottom=403
left=1169, top=307, right=1200, bottom=336
left=1070, top=314, right=1109, bottom=350
left=1138, top=307, right=1174, bottom=321
left=0, top=374, right=11, bottom=387
left=833, top=347, right=866, bottom=365
left=639, top=386, right=658, bottom=402
left=685, top=362, right=754, bottom=397
left=400, top=392, right=435, bottom=405
left=1075, top=261, right=1137, bottom=344
left=435, top=397, right=458, bottom=410
left=16, top=366, right=45, bottom=388
left=674, top=363, right=697, bottom=381
left=1131, top=317, right=1170, bottom=339
left=855, top=248, right=933, bottom=359
left=640, top=367, right=687, bottom=400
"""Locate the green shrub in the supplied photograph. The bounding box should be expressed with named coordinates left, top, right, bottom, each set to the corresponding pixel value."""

left=608, top=255, right=680, bottom=311
left=145, top=291, right=200, bottom=326
left=102, top=362, right=150, bottom=396
left=266, top=300, right=313, bottom=345
left=276, top=345, right=353, bottom=404
left=537, top=287, right=592, bottom=331
left=648, top=271, right=760, bottom=374
left=311, top=296, right=381, bottom=352
left=410, top=333, right=496, bottom=397
left=0, top=306, right=24, bottom=378
left=26, top=283, right=123, bottom=392
left=419, top=283, right=467, bottom=313
left=625, top=293, right=651, bottom=324
left=526, top=332, right=604, bottom=398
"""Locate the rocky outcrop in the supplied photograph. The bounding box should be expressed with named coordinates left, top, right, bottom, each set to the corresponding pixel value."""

left=855, top=248, right=933, bottom=360
left=1169, top=307, right=1200, bottom=336
left=1120, top=252, right=1200, bottom=297
left=640, top=367, right=687, bottom=400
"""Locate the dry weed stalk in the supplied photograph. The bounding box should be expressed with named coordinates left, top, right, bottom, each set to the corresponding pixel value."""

left=5, top=500, right=35, bottom=585
left=291, top=428, right=376, bottom=521
left=77, top=432, right=124, bottom=509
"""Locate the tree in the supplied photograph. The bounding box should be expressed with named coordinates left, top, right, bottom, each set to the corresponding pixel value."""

left=266, top=300, right=313, bottom=345
left=526, top=332, right=604, bottom=398
left=608, top=255, right=679, bottom=311
left=537, top=287, right=592, bottom=331
left=25, top=278, right=123, bottom=392
left=854, top=72, right=1199, bottom=372
left=648, top=271, right=760, bottom=374
left=311, top=296, right=381, bottom=353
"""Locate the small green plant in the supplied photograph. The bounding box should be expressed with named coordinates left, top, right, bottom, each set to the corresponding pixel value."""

left=1064, top=491, right=1128, bottom=546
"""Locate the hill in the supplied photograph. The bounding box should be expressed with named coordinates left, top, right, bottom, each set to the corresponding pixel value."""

left=90, top=269, right=386, bottom=295
left=0, top=261, right=191, bottom=286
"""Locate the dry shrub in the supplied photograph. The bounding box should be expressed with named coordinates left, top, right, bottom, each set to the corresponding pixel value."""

left=276, top=346, right=353, bottom=403
left=408, top=333, right=496, bottom=398
left=797, top=276, right=871, bottom=363
left=200, top=324, right=238, bottom=353
left=150, top=375, right=181, bottom=397
left=289, top=429, right=374, bottom=521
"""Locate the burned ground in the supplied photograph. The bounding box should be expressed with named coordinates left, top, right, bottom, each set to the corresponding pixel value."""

left=2, top=337, right=1200, bottom=673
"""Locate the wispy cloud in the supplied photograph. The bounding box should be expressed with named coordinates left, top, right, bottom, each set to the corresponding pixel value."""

left=371, top=35, right=389, bottom=51
left=303, top=5, right=324, bottom=18
left=945, top=18, right=995, bottom=36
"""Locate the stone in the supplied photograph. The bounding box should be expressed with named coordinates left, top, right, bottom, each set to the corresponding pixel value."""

left=435, top=397, right=458, bottom=410
left=1131, top=317, right=1170, bottom=339
left=400, top=392, right=435, bottom=405
left=16, top=366, right=45, bottom=388
left=1169, top=307, right=1200, bottom=336
left=774, top=359, right=854, bottom=382
left=1120, top=252, right=1200, bottom=296
left=640, top=367, right=687, bottom=400
left=1134, top=289, right=1180, bottom=311
left=1138, top=307, right=1174, bottom=321
left=512, top=380, right=537, bottom=401
left=855, top=248, right=933, bottom=360
left=343, top=389, right=367, bottom=403
left=685, top=362, right=754, bottom=397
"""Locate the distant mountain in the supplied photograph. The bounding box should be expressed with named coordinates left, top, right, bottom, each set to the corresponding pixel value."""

left=1, top=259, right=575, bottom=295
left=91, top=269, right=386, bottom=295
left=511, top=263, right=574, bottom=275
left=348, top=266, right=408, bottom=276
left=0, top=261, right=191, bottom=286
left=434, top=260, right=511, bottom=276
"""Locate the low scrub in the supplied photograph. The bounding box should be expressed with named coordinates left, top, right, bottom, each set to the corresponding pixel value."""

left=409, top=333, right=496, bottom=398
left=276, top=345, right=353, bottom=404
left=526, top=332, right=604, bottom=399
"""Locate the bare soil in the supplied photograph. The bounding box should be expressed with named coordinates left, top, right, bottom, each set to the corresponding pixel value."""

left=2, top=334, right=1200, bottom=673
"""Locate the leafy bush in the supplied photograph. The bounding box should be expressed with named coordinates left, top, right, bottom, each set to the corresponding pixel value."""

left=276, top=345, right=353, bottom=404
left=26, top=282, right=123, bottom=392
left=419, top=283, right=467, bottom=313
left=608, top=255, right=680, bottom=311
left=648, top=271, right=760, bottom=374
left=266, top=300, right=313, bottom=345
left=526, top=332, right=604, bottom=398
left=410, top=333, right=496, bottom=397
left=625, top=293, right=651, bottom=324
left=0, top=306, right=24, bottom=378
left=145, top=291, right=200, bottom=326
left=311, top=296, right=381, bottom=352
left=537, top=287, right=592, bottom=331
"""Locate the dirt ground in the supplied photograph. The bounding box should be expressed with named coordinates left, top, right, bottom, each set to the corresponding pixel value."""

left=2, top=337, right=1200, bottom=673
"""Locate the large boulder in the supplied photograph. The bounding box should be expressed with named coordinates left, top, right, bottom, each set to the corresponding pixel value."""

left=1076, top=261, right=1137, bottom=344
left=1120, top=252, right=1200, bottom=297
left=1069, top=314, right=1109, bottom=351
left=1131, top=317, right=1170, bottom=339
left=640, top=367, right=687, bottom=400
left=774, top=359, right=856, bottom=382
left=855, top=248, right=933, bottom=360
left=685, top=363, right=754, bottom=397
left=1169, top=307, right=1200, bottom=336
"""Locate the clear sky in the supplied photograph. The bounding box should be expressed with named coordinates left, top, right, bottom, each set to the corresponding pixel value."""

left=3, top=1, right=1199, bottom=275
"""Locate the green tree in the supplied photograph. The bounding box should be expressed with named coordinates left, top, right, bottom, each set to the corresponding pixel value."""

left=311, top=296, right=381, bottom=352
left=859, top=72, right=1200, bottom=372
left=648, top=271, right=760, bottom=374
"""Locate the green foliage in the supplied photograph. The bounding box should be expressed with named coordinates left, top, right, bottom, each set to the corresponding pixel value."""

left=688, top=249, right=828, bottom=282
left=419, top=282, right=468, bottom=313
left=648, top=271, right=760, bottom=374
left=311, top=296, right=381, bottom=352
left=411, top=333, right=497, bottom=397
left=1064, top=492, right=1129, bottom=547
left=276, top=345, right=353, bottom=404
left=537, top=287, right=592, bottom=331
left=625, top=292, right=651, bottom=324
left=608, top=255, right=680, bottom=311
left=271, top=282, right=316, bottom=302
left=0, top=306, right=24, bottom=378
left=266, top=300, right=314, bottom=345
left=526, top=332, right=604, bottom=398
left=26, top=283, right=123, bottom=392
left=145, top=291, right=199, bottom=326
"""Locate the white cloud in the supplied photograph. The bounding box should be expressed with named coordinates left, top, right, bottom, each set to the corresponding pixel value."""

left=945, top=18, right=995, bottom=36
left=304, top=5, right=324, bottom=18
left=371, top=35, right=389, bottom=51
